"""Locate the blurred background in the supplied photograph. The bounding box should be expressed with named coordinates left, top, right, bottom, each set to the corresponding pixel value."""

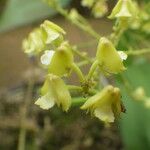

left=0, top=0, right=150, bottom=150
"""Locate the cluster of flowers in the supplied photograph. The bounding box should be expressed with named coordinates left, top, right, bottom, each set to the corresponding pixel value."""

left=22, top=0, right=141, bottom=124
left=23, top=20, right=127, bottom=123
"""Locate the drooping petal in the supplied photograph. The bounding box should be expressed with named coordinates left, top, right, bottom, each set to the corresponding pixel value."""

left=94, top=106, right=115, bottom=123
left=36, top=74, right=72, bottom=111
left=47, top=74, right=72, bottom=111
left=35, top=93, right=55, bottom=110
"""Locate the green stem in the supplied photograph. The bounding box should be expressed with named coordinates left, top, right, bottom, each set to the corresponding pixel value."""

left=68, top=85, right=82, bottom=91
left=72, top=46, right=93, bottom=63
left=77, top=60, right=89, bottom=67
left=71, top=97, right=87, bottom=106
left=87, top=60, right=99, bottom=80
left=77, top=39, right=97, bottom=48
left=119, top=74, right=134, bottom=99
left=111, top=18, right=128, bottom=46
left=71, top=63, right=85, bottom=82
left=126, top=49, right=150, bottom=56
left=52, top=5, right=100, bottom=39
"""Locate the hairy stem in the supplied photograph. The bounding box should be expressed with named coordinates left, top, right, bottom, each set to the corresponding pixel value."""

left=68, top=85, right=82, bottom=91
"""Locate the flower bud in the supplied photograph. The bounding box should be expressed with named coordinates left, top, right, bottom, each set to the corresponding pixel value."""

left=96, top=37, right=126, bottom=74
left=35, top=74, right=71, bottom=111
left=48, top=41, right=74, bottom=76
left=92, top=0, right=108, bottom=18
left=81, top=85, right=123, bottom=123
left=81, top=0, right=95, bottom=8
left=22, top=20, right=66, bottom=55
left=41, top=20, right=66, bottom=46
left=108, top=0, right=137, bottom=19
left=132, top=87, right=146, bottom=101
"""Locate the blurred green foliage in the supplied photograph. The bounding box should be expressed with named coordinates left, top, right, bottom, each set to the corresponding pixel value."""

left=117, top=59, right=150, bottom=150
left=0, top=0, right=71, bottom=32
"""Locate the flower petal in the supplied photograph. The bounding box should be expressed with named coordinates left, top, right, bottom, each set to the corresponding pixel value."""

left=94, top=106, right=115, bottom=123
left=35, top=93, right=55, bottom=110
left=41, top=50, right=55, bottom=65
left=45, top=28, right=60, bottom=44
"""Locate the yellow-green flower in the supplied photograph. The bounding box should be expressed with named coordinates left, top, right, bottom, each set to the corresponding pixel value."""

left=96, top=37, right=127, bottom=74
left=81, top=85, right=122, bottom=123
left=35, top=74, right=71, bottom=111
left=41, top=41, right=74, bottom=76
left=108, top=0, right=138, bottom=19
left=92, top=0, right=108, bottom=18
left=40, top=20, right=66, bottom=46
left=22, top=28, right=46, bottom=55
left=22, top=20, right=66, bottom=55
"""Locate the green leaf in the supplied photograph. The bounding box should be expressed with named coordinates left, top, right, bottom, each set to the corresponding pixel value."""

left=116, top=59, right=150, bottom=150
left=0, top=0, right=71, bottom=32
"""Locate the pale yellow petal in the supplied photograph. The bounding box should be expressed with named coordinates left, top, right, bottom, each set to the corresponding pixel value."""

left=94, top=106, right=115, bottom=123
left=35, top=93, right=55, bottom=110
